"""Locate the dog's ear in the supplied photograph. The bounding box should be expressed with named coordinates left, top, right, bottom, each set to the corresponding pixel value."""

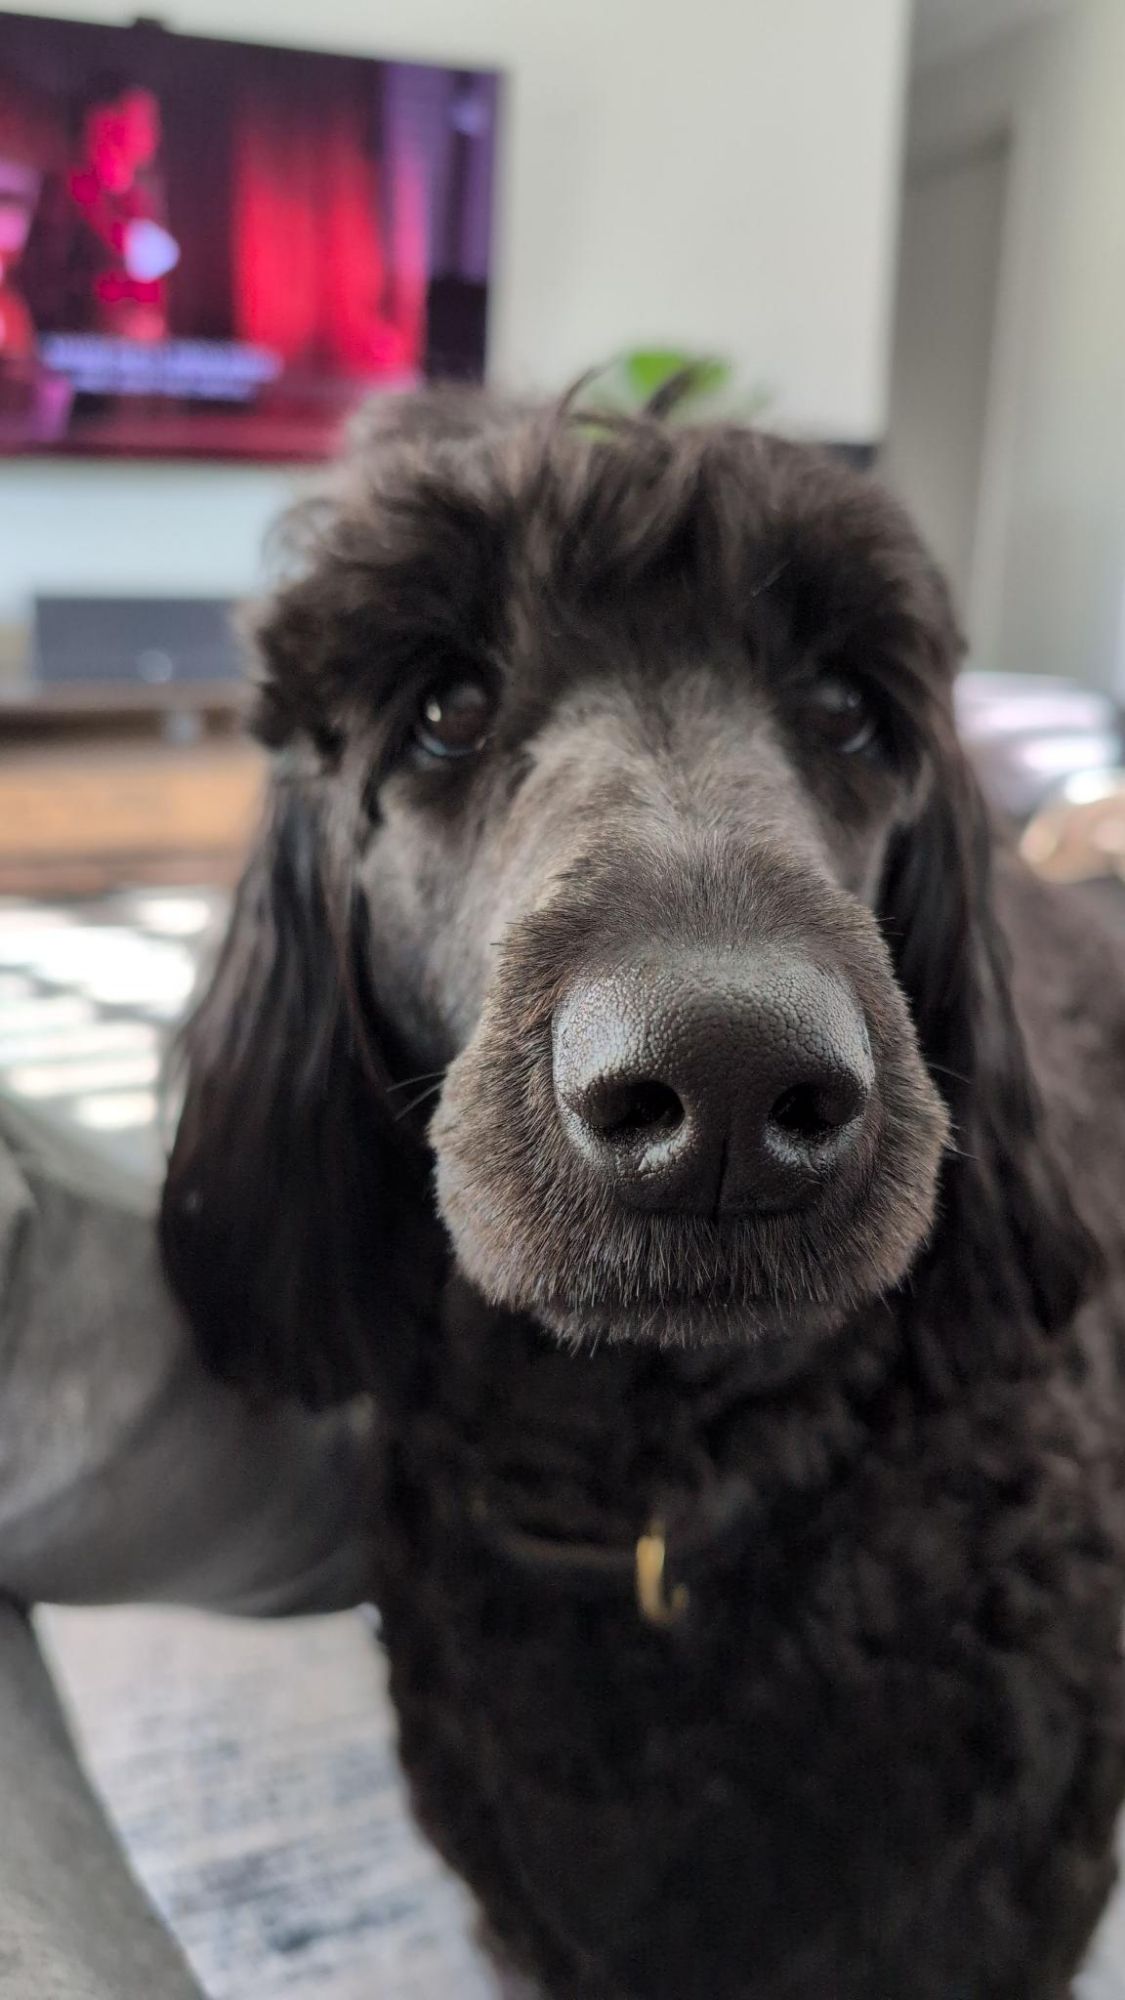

left=160, top=779, right=434, bottom=1407
left=879, top=739, right=1097, bottom=1378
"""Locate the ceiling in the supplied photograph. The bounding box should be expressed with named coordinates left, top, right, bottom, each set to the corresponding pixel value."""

left=912, top=0, right=1073, bottom=68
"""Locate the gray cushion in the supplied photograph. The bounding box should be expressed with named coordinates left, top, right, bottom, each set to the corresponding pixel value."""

left=0, top=1094, right=379, bottom=1999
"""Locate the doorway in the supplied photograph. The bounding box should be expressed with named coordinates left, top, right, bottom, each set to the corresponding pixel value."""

left=881, top=134, right=1011, bottom=635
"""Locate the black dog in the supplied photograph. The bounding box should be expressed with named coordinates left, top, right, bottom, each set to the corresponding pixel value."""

left=162, top=392, right=1125, bottom=1999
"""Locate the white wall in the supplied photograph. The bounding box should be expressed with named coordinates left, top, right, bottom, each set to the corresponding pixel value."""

left=0, top=0, right=910, bottom=633
left=897, top=1, right=1125, bottom=690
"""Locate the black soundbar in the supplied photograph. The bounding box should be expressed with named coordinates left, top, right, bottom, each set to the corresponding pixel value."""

left=31, top=596, right=244, bottom=692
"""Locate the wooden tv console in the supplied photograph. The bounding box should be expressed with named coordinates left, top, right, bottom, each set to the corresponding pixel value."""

left=0, top=683, right=264, bottom=897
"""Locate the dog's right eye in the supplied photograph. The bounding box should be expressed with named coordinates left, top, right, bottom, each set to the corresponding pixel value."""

left=806, top=672, right=880, bottom=758
left=412, top=675, right=495, bottom=761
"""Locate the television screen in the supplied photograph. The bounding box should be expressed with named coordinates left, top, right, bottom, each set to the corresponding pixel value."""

left=0, top=11, right=499, bottom=460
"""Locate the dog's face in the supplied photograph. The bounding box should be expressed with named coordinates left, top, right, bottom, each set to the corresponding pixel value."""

left=363, top=586, right=948, bottom=1354
left=163, top=394, right=1095, bottom=1402
left=236, top=400, right=962, bottom=1364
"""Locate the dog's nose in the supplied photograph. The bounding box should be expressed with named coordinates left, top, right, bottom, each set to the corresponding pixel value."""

left=552, top=952, right=874, bottom=1216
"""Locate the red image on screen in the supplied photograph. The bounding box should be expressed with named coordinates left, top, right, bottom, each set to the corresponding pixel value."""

left=0, top=11, right=498, bottom=460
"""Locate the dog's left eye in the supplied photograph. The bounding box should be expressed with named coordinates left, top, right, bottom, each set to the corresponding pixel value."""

left=807, top=673, right=878, bottom=756
left=413, top=675, right=495, bottom=761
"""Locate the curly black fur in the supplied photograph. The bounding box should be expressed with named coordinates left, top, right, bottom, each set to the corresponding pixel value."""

left=162, top=391, right=1125, bottom=1998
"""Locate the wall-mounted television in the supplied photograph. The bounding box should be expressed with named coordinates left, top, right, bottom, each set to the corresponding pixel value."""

left=0, top=10, right=499, bottom=461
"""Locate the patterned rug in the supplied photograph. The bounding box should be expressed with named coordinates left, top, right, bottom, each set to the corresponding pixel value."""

left=37, top=1605, right=497, bottom=2000
left=0, top=887, right=221, bottom=1179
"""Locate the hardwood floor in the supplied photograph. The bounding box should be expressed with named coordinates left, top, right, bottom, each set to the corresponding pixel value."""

left=0, top=737, right=264, bottom=895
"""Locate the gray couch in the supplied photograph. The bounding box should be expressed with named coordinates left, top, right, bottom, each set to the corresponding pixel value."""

left=0, top=1096, right=378, bottom=1999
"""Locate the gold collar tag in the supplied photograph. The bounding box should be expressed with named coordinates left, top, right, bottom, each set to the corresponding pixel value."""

left=635, top=1520, right=690, bottom=1629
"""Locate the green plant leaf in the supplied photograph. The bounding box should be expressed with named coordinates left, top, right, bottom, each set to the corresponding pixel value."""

left=621, top=349, right=732, bottom=403
left=575, top=350, right=773, bottom=425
